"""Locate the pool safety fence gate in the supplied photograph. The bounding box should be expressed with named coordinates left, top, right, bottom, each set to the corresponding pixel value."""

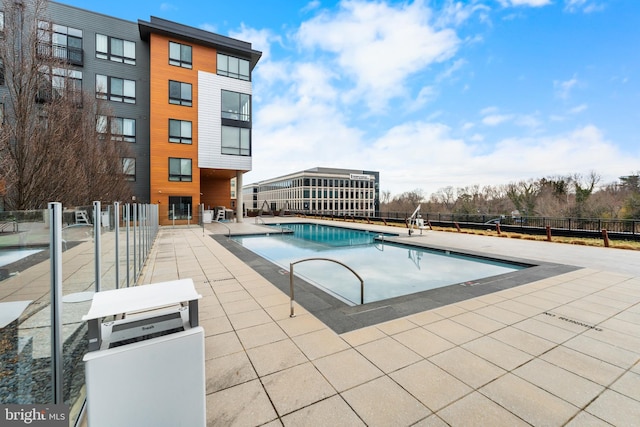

left=0, top=202, right=159, bottom=427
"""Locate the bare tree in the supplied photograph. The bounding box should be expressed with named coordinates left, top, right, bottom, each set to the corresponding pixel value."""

left=384, top=189, right=425, bottom=213
left=0, top=0, right=132, bottom=210
left=571, top=171, right=600, bottom=217
left=380, top=190, right=391, bottom=205
left=452, top=185, right=480, bottom=214
left=619, top=173, right=640, bottom=193
left=536, top=176, right=571, bottom=216
left=480, top=185, right=512, bottom=214
left=429, top=186, right=456, bottom=212
left=506, top=180, right=540, bottom=216
left=619, top=173, right=640, bottom=219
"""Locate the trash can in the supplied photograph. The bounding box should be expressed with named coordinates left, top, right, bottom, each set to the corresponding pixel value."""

left=203, top=210, right=213, bottom=223
left=82, top=279, right=205, bottom=427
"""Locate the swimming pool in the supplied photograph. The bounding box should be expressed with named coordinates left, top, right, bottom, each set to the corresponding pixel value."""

left=232, top=223, right=526, bottom=305
left=0, top=248, right=44, bottom=268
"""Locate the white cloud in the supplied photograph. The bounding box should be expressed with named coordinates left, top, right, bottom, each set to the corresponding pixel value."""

left=569, top=104, right=588, bottom=114
left=365, top=123, right=636, bottom=196
left=489, top=125, right=627, bottom=182
left=199, top=23, right=217, bottom=33
left=498, top=0, right=552, bottom=7
left=436, top=58, right=467, bottom=82
left=435, top=1, right=491, bottom=27
left=410, top=86, right=438, bottom=111
left=160, top=3, right=177, bottom=12
left=251, top=88, right=639, bottom=195
left=515, top=114, right=542, bottom=128
left=480, top=106, right=499, bottom=115
left=554, top=76, right=579, bottom=99
left=482, top=114, right=513, bottom=126
left=229, top=24, right=278, bottom=63
left=301, top=0, right=321, bottom=14
left=242, top=1, right=637, bottom=198
left=564, top=0, right=606, bottom=13
left=296, top=0, right=460, bottom=111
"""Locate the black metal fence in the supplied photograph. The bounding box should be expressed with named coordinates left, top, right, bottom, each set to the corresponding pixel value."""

left=289, top=210, right=640, bottom=241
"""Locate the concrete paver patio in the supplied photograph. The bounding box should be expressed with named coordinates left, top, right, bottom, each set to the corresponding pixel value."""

left=138, top=218, right=640, bottom=426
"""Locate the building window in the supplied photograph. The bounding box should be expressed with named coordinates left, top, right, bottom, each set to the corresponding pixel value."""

left=169, top=158, right=192, bottom=182
left=169, top=42, right=192, bottom=69
left=97, top=115, right=136, bottom=142
left=168, top=196, right=192, bottom=220
left=221, top=90, right=250, bottom=122
left=169, top=119, right=192, bottom=144
left=96, top=75, right=136, bottom=103
left=37, top=21, right=83, bottom=65
left=0, top=11, right=4, bottom=35
left=96, top=34, right=136, bottom=65
left=217, top=53, right=250, bottom=81
left=37, top=67, right=83, bottom=105
left=221, top=126, right=250, bottom=156
left=0, top=59, right=4, bottom=85
left=122, top=157, right=136, bottom=181
left=169, top=81, right=192, bottom=106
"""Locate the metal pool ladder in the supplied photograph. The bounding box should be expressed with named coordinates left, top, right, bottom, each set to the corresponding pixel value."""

left=289, top=257, right=364, bottom=317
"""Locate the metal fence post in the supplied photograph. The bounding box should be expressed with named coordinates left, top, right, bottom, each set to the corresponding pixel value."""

left=133, top=203, right=138, bottom=281
left=114, top=201, right=120, bottom=289
left=49, top=202, right=64, bottom=404
left=144, top=204, right=149, bottom=258
left=138, top=204, right=143, bottom=272
left=125, top=203, right=130, bottom=287
left=93, top=201, right=101, bottom=292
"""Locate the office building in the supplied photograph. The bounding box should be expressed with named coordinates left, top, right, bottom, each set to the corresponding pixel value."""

left=245, top=167, right=380, bottom=217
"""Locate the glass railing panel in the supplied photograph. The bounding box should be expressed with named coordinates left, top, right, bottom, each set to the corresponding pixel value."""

left=2, top=204, right=159, bottom=426
left=0, top=210, right=53, bottom=407
left=60, top=209, right=99, bottom=424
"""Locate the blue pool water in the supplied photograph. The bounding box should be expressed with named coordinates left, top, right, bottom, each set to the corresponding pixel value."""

left=232, top=223, right=525, bottom=305
left=0, top=249, right=43, bottom=268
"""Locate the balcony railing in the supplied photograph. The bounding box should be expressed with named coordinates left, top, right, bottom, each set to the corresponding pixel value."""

left=35, top=87, right=83, bottom=107
left=37, top=42, right=84, bottom=66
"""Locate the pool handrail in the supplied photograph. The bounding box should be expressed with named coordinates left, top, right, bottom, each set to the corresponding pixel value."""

left=212, top=220, right=231, bottom=237
left=289, top=257, right=364, bottom=317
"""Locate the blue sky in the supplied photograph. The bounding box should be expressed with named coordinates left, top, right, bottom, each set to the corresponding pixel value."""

left=58, top=0, right=640, bottom=196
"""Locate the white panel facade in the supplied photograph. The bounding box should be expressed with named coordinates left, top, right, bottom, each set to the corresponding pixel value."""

left=198, top=71, right=253, bottom=170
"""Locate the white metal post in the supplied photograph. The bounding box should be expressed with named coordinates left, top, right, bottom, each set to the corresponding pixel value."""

left=114, top=201, right=120, bottom=289
left=133, top=203, right=138, bottom=281
left=93, top=201, right=101, bottom=292
left=49, top=202, right=63, bottom=403
left=125, top=203, right=130, bottom=287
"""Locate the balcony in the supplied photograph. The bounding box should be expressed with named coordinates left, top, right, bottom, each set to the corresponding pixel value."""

left=35, top=87, right=83, bottom=107
left=37, top=42, right=84, bottom=66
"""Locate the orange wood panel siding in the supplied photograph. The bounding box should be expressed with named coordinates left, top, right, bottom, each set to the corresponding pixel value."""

left=201, top=175, right=232, bottom=209
left=148, top=33, right=218, bottom=217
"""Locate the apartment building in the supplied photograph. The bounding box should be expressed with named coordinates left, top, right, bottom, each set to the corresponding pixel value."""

left=245, top=167, right=380, bottom=217
left=0, top=1, right=261, bottom=224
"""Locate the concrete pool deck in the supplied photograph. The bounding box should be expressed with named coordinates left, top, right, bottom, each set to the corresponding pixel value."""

left=138, top=217, right=640, bottom=426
